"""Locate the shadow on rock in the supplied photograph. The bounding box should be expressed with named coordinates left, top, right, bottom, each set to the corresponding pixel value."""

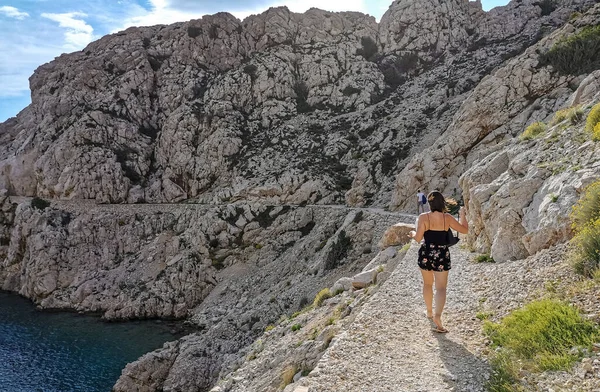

left=433, top=333, right=490, bottom=392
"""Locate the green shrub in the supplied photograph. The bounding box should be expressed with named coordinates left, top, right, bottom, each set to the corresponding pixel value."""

left=539, top=25, right=600, bottom=75
left=571, top=217, right=600, bottom=276
left=519, top=122, right=547, bottom=141
left=571, top=180, right=600, bottom=233
left=483, top=299, right=598, bottom=374
left=486, top=351, right=524, bottom=392
left=586, top=102, right=600, bottom=134
left=593, top=122, right=600, bottom=142
left=551, top=106, right=584, bottom=126
left=313, top=288, right=332, bottom=307
left=291, top=324, right=302, bottom=332
left=474, top=254, right=495, bottom=263
left=476, top=311, right=493, bottom=321
left=31, top=197, right=50, bottom=211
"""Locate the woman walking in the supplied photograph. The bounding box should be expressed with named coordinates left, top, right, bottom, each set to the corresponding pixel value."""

left=409, top=191, right=468, bottom=333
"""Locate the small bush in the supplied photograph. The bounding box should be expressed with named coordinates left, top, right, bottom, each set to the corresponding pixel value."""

left=486, top=351, right=522, bottom=392
left=549, top=193, right=559, bottom=203
left=294, top=81, right=313, bottom=114
left=539, top=25, right=600, bottom=75
left=291, top=324, right=302, bottom=332
left=594, top=122, right=600, bottom=142
left=357, top=36, right=378, bottom=61
left=571, top=217, right=600, bottom=276
left=279, top=365, right=297, bottom=389
left=313, top=288, right=332, bottom=307
left=298, top=296, right=309, bottom=309
left=586, top=102, right=600, bottom=135
left=476, top=311, right=493, bottom=321
left=321, top=329, right=336, bottom=351
left=265, top=325, right=275, bottom=332
left=519, top=122, right=547, bottom=141
left=211, top=258, right=225, bottom=270
left=571, top=180, right=600, bottom=233
left=551, top=106, right=584, bottom=126
left=31, top=197, right=50, bottom=211
left=474, top=254, right=495, bottom=263
left=484, top=299, right=598, bottom=373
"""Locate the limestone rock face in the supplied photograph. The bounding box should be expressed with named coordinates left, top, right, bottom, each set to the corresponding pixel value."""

left=391, top=5, right=600, bottom=261
left=379, top=0, right=474, bottom=56
left=0, top=1, right=595, bottom=207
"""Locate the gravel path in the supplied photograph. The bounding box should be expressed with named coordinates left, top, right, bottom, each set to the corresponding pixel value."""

left=300, top=243, right=490, bottom=392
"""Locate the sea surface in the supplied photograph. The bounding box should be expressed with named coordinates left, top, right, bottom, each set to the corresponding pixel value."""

left=0, top=291, right=183, bottom=392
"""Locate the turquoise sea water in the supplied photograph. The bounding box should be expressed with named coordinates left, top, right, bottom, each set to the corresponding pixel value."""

left=0, top=292, right=183, bottom=392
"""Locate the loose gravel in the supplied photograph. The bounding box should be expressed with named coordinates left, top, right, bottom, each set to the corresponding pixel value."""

left=297, top=242, right=600, bottom=392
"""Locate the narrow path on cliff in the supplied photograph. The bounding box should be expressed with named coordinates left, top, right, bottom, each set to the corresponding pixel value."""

left=298, top=243, right=490, bottom=392
left=10, top=196, right=417, bottom=221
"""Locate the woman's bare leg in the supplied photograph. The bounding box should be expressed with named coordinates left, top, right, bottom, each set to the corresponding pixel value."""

left=420, top=269, right=434, bottom=318
left=433, top=271, right=449, bottom=330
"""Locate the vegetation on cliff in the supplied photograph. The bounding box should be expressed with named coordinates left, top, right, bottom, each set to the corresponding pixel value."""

left=571, top=179, right=600, bottom=276
left=540, top=24, right=600, bottom=75
left=484, top=299, right=598, bottom=392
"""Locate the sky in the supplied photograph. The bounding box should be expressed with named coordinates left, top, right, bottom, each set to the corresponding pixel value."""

left=0, top=0, right=510, bottom=122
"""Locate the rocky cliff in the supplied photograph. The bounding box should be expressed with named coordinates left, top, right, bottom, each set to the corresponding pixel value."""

left=1, top=0, right=600, bottom=391
left=0, top=0, right=594, bottom=208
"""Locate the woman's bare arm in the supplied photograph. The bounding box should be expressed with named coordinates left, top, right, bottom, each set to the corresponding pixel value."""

left=447, top=207, right=468, bottom=234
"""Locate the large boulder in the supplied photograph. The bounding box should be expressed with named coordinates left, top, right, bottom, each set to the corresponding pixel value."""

left=378, top=223, right=414, bottom=249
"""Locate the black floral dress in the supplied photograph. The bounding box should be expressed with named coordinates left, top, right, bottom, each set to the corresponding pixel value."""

left=418, top=242, right=451, bottom=272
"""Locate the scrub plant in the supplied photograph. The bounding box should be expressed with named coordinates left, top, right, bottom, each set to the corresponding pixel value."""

left=551, top=106, right=584, bottom=126
left=313, top=288, right=332, bottom=307
left=484, top=299, right=598, bottom=391
left=586, top=103, right=600, bottom=140
left=519, top=122, right=547, bottom=141
left=539, top=25, right=600, bottom=75
left=570, top=180, right=600, bottom=276
left=279, top=365, right=297, bottom=389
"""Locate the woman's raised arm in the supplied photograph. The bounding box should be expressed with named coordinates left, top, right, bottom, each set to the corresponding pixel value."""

left=447, top=207, right=468, bottom=234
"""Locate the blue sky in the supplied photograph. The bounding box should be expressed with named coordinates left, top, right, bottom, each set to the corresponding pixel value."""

left=0, top=0, right=510, bottom=122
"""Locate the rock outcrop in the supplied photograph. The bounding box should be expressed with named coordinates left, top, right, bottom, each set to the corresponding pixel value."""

left=391, top=5, right=600, bottom=261
left=0, top=0, right=595, bottom=208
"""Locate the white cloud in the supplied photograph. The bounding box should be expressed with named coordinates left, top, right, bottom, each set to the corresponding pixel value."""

left=41, top=12, right=95, bottom=49
left=0, top=5, right=30, bottom=20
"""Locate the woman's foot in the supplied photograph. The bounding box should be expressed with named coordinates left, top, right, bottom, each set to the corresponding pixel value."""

left=425, top=310, right=433, bottom=319
left=432, top=315, right=447, bottom=333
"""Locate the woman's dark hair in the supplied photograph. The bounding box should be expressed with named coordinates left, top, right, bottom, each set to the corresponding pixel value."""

left=428, top=191, right=447, bottom=213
